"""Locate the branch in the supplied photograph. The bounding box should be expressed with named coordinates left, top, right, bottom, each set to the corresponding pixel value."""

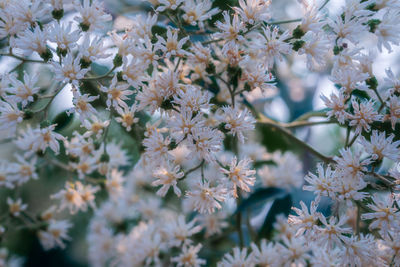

left=258, top=115, right=335, bottom=164
left=0, top=52, right=46, bottom=64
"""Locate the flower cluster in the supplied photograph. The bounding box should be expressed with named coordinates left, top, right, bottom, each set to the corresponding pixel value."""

left=0, top=0, right=400, bottom=266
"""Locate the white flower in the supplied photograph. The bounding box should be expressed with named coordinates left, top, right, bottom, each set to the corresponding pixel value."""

left=258, top=152, right=303, bottom=189
left=10, top=0, right=49, bottom=25
left=252, top=26, right=291, bottom=69
left=303, top=163, right=337, bottom=201
left=127, top=13, right=158, bottom=40
left=70, top=156, right=97, bottom=179
left=70, top=90, right=99, bottom=121
left=165, top=215, right=202, bottom=247
left=186, top=180, right=227, bottom=214
left=330, top=66, right=369, bottom=93
left=334, top=148, right=370, bottom=180
left=182, top=0, right=219, bottom=28
left=320, top=91, right=349, bottom=124
left=329, top=12, right=367, bottom=45
left=0, top=9, right=27, bottom=38
left=74, top=0, right=112, bottom=31
left=361, top=194, right=399, bottom=237
left=115, top=104, right=139, bottom=131
left=188, top=127, right=223, bottom=162
left=101, top=75, right=134, bottom=110
left=0, top=100, right=24, bottom=134
left=375, top=11, right=400, bottom=53
left=349, top=99, right=382, bottom=135
left=14, top=26, right=49, bottom=56
left=108, top=30, right=133, bottom=57
left=6, top=71, right=39, bottom=107
left=359, top=130, right=400, bottom=161
left=168, top=110, right=206, bottom=143
left=220, top=106, right=255, bottom=143
left=152, top=162, right=184, bottom=197
left=155, top=0, right=184, bottom=12
left=250, top=240, right=278, bottom=267
left=7, top=197, right=27, bottom=217
left=196, top=212, right=228, bottom=237
left=173, top=85, right=211, bottom=113
left=38, top=220, right=72, bottom=250
left=288, top=200, right=320, bottom=237
left=298, top=1, right=325, bottom=33
left=143, top=128, right=171, bottom=161
left=242, top=64, right=277, bottom=94
left=51, top=182, right=85, bottom=214
left=121, top=57, right=147, bottom=88
left=12, top=154, right=38, bottom=185
left=155, top=28, right=190, bottom=58
left=78, top=35, right=110, bottom=63
left=386, top=95, right=400, bottom=130
left=171, top=244, right=206, bottom=267
left=233, top=0, right=271, bottom=25
left=105, top=169, right=125, bottom=198
left=276, top=236, right=310, bottom=266
left=48, top=22, right=80, bottom=52
left=384, top=68, right=400, bottom=95
left=16, top=125, right=64, bottom=155
left=220, top=156, right=256, bottom=198
left=298, top=32, right=331, bottom=70
left=214, top=11, right=245, bottom=47
left=0, top=161, right=16, bottom=189
left=52, top=54, right=89, bottom=86
left=315, top=214, right=352, bottom=248
left=81, top=115, right=110, bottom=139
left=218, top=247, right=254, bottom=267
left=340, top=234, right=380, bottom=267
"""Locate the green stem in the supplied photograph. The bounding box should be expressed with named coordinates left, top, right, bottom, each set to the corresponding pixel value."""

left=258, top=115, right=334, bottom=163
left=81, top=66, right=116, bottom=81
left=0, top=53, right=46, bottom=63
left=181, top=160, right=205, bottom=180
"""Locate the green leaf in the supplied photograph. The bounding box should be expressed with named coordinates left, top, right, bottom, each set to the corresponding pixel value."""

left=52, top=110, right=74, bottom=132
left=151, top=25, right=167, bottom=38
left=236, top=187, right=286, bottom=214
left=351, top=89, right=370, bottom=101
left=256, top=123, right=291, bottom=152
left=259, top=194, right=292, bottom=238
left=253, top=160, right=276, bottom=168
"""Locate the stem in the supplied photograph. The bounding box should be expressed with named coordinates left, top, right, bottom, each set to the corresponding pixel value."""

left=236, top=192, right=244, bottom=248
left=258, top=115, right=334, bottom=163
left=181, top=160, right=205, bottom=180
left=0, top=53, right=46, bottom=64
left=356, top=202, right=361, bottom=235
left=282, top=120, right=336, bottom=129
left=373, top=88, right=386, bottom=113
left=319, top=0, right=330, bottom=11
left=270, top=18, right=302, bottom=25
left=345, top=126, right=351, bottom=147
left=346, top=133, right=359, bottom=148
left=102, top=112, right=113, bottom=154
left=81, top=66, right=116, bottom=81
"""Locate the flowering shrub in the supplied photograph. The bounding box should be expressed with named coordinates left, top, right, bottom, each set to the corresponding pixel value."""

left=1, top=0, right=400, bottom=266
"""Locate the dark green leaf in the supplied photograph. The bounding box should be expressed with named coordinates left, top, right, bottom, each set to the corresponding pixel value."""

left=256, top=123, right=291, bottom=152
left=259, top=194, right=292, bottom=238
left=52, top=110, right=74, bottom=132
left=351, top=89, right=370, bottom=101
left=236, top=187, right=286, bottom=214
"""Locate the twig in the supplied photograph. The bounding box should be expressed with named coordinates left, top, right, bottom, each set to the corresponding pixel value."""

left=0, top=52, right=46, bottom=64
left=258, top=115, right=335, bottom=164
left=81, top=66, right=116, bottom=81
left=181, top=160, right=205, bottom=180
